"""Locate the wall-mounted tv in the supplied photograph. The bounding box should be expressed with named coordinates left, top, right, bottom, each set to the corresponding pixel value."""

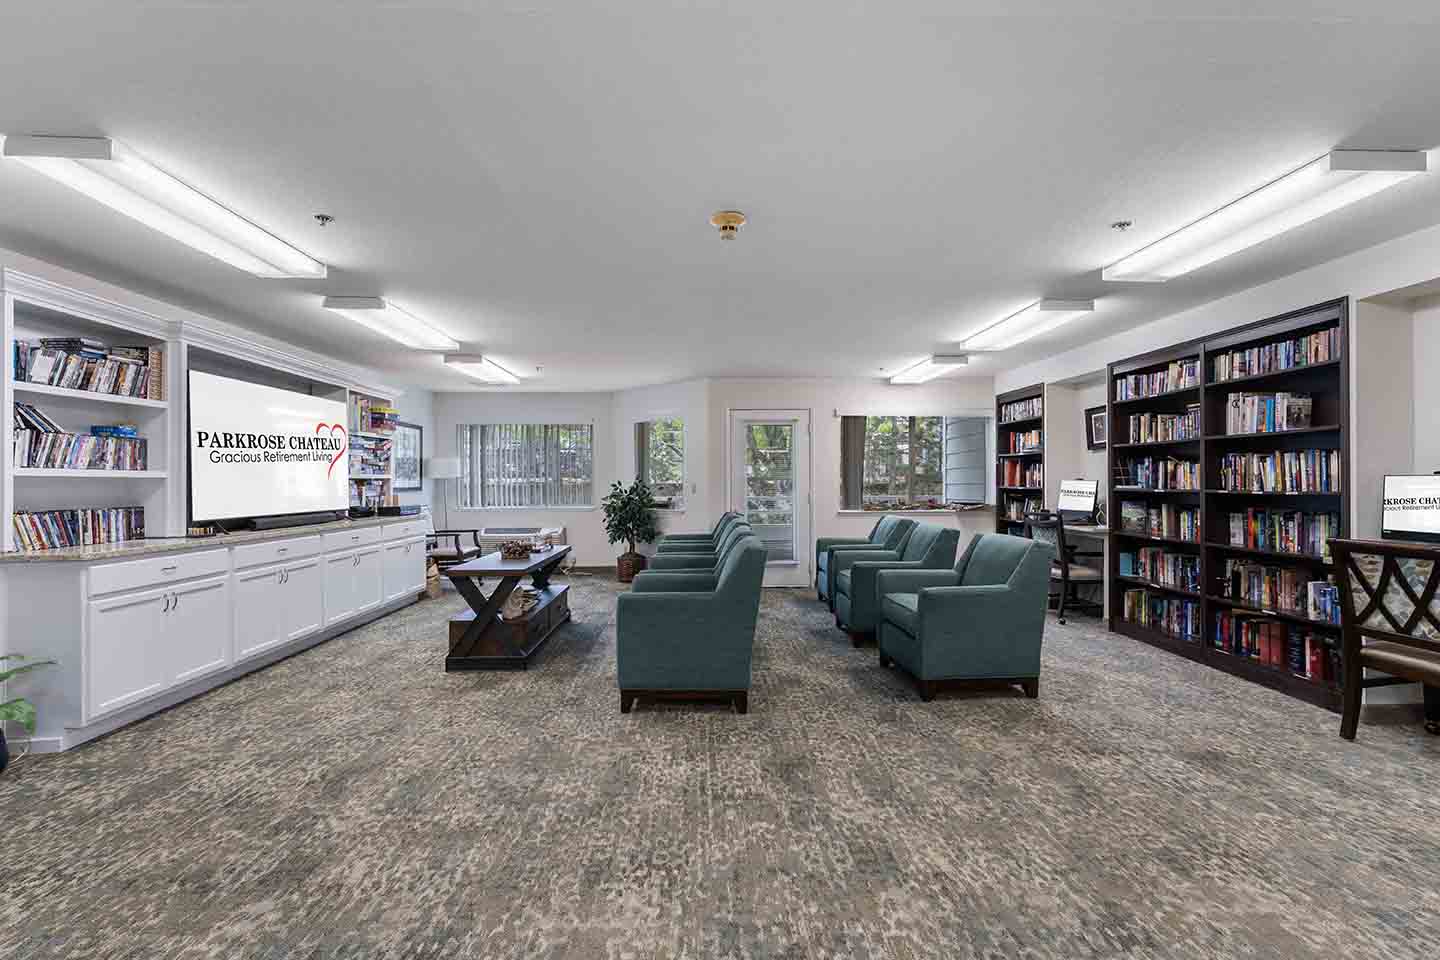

left=1381, top=474, right=1440, bottom=544
left=188, top=370, right=350, bottom=524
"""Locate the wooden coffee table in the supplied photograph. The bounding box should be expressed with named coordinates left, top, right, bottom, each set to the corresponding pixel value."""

left=445, top=545, right=572, bottom=671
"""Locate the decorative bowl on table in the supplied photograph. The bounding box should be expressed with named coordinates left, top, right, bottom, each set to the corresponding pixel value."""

left=499, top=540, right=531, bottom=560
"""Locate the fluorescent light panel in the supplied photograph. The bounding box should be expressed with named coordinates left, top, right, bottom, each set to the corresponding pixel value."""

left=444, top=353, right=520, bottom=385
left=889, top=354, right=969, bottom=384
left=2, top=136, right=326, bottom=279
left=964, top=299, right=1094, bottom=352
left=1103, top=150, right=1427, bottom=282
left=322, top=296, right=460, bottom=351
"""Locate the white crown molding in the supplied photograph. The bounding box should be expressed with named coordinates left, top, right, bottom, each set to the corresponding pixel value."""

left=2, top=268, right=173, bottom=340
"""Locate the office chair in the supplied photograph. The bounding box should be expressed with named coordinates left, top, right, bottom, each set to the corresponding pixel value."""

left=1023, top=512, right=1103, bottom=624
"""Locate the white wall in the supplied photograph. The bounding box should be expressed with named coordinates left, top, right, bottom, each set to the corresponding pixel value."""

left=611, top=379, right=711, bottom=546
left=432, top=391, right=616, bottom=564
left=1413, top=295, right=1440, bottom=474
left=393, top=388, right=434, bottom=510
left=705, top=377, right=998, bottom=555
left=1040, top=380, right=1107, bottom=509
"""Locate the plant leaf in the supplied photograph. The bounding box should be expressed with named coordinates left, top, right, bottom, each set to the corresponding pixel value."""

left=0, top=659, right=55, bottom=685
left=0, top=698, right=38, bottom=733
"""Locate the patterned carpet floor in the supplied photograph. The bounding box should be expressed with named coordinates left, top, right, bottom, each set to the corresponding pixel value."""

left=2, top=576, right=1439, bottom=959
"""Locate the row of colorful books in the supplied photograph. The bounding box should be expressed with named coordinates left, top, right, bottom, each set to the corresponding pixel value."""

left=1216, top=449, right=1341, bottom=493
left=1003, top=495, right=1043, bottom=521
left=1114, top=358, right=1200, bottom=401
left=1223, top=509, right=1340, bottom=559
left=349, top=435, right=393, bottom=477
left=350, top=395, right=399, bottom=434
left=1218, top=560, right=1340, bottom=624
left=1120, top=548, right=1201, bottom=592
left=1126, top=405, right=1200, bottom=444
left=1115, top=456, right=1200, bottom=491
left=13, top=402, right=147, bottom=470
left=1001, top=461, right=1042, bottom=488
left=1211, top=326, right=1340, bottom=382
left=999, top=397, right=1042, bottom=423
left=1223, top=392, right=1313, bottom=434
left=11, top=506, right=145, bottom=551
left=1212, top=613, right=1341, bottom=684
left=1119, top=502, right=1200, bottom=542
left=1123, top=591, right=1201, bottom=642
left=1004, top=429, right=1042, bottom=453
left=12, top=337, right=164, bottom=400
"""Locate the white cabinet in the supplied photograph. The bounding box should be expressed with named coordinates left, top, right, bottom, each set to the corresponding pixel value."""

left=168, top=576, right=232, bottom=684
left=354, top=546, right=384, bottom=616
left=87, top=587, right=170, bottom=719
left=383, top=537, right=426, bottom=603
left=324, top=552, right=358, bottom=624
left=235, top=558, right=325, bottom=662
left=86, top=575, right=232, bottom=721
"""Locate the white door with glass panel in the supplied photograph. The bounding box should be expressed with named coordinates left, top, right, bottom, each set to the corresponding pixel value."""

left=729, top=410, right=812, bottom=587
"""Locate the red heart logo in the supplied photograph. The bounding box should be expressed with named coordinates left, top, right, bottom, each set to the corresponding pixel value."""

left=316, top=422, right=347, bottom=477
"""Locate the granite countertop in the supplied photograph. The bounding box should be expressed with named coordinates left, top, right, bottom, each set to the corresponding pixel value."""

left=0, top=516, right=422, bottom=564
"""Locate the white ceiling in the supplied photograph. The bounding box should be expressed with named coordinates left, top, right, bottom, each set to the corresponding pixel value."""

left=2, top=1, right=1440, bottom=391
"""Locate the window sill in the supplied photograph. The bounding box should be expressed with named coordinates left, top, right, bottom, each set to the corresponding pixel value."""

left=836, top=508, right=978, bottom=516
left=457, top=505, right=597, bottom=512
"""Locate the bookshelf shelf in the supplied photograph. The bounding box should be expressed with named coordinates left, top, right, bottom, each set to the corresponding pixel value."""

left=1204, top=542, right=1333, bottom=565
left=13, top=468, right=169, bottom=480
left=997, top=414, right=1042, bottom=428
left=1207, top=358, right=1341, bottom=389
left=12, top=381, right=169, bottom=409
left=1106, top=297, right=1349, bottom=712
left=997, top=451, right=1043, bottom=459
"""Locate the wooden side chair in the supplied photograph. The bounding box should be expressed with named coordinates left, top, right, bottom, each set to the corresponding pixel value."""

left=1023, top=512, right=1102, bottom=625
left=1332, top=537, right=1440, bottom=740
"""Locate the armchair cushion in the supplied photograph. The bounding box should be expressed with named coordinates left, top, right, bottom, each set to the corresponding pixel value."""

left=880, top=592, right=921, bottom=636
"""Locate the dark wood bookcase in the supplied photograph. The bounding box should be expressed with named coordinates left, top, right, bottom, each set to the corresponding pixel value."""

left=995, top=382, right=1045, bottom=534
left=1105, top=298, right=1349, bottom=712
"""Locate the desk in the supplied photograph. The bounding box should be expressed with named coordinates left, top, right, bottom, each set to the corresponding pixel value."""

left=1063, top=524, right=1110, bottom=540
left=1062, top=525, right=1109, bottom=616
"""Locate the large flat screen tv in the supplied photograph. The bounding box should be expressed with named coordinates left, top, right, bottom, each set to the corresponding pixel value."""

left=188, top=370, right=350, bottom=524
left=1381, top=474, right=1440, bottom=544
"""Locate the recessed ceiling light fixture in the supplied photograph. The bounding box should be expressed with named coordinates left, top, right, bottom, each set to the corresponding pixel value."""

left=1103, top=149, right=1427, bottom=282
left=1, top=135, right=327, bottom=278
left=964, top=299, right=1095, bottom=352
left=444, top=353, right=521, bottom=385
left=321, top=296, right=459, bottom=351
left=889, top=354, right=969, bottom=385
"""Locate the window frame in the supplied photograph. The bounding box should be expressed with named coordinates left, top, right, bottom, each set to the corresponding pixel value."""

left=634, top=416, right=687, bottom=512
left=836, top=411, right=994, bottom=514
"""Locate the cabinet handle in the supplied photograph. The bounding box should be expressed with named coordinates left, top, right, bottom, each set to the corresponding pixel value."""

left=163, top=594, right=171, bottom=612
left=351, top=535, right=360, bottom=541
left=161, top=565, right=178, bottom=574
left=278, top=547, right=288, bottom=554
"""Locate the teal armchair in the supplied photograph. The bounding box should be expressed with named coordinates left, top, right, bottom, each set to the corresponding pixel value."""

left=617, top=540, right=768, bottom=714
left=832, top=522, right=960, bottom=645
left=651, top=523, right=751, bottom=566
left=815, top=516, right=916, bottom=606
left=876, top=533, right=1055, bottom=701
left=656, top=513, right=743, bottom=554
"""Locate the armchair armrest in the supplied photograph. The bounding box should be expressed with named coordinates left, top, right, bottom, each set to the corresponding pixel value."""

left=433, top=529, right=483, bottom=550
left=649, top=552, right=720, bottom=570
left=919, top=583, right=1011, bottom=616
left=657, top=539, right=718, bottom=554
left=877, top=568, right=960, bottom=595
left=816, top=536, right=871, bottom=555
left=913, top=584, right=1043, bottom=679
left=828, top=549, right=902, bottom=575
left=631, top=570, right=719, bottom=593
left=848, top=559, right=926, bottom=604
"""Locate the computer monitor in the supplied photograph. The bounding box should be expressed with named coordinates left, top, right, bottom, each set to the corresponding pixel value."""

left=1056, top=479, right=1098, bottom=524
left=1381, top=474, right=1440, bottom=543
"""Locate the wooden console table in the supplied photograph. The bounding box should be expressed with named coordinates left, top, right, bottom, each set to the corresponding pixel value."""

left=445, top=545, right=572, bottom=671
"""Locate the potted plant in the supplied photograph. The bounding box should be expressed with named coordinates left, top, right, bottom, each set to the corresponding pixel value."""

left=603, top=478, right=660, bottom=582
left=1, top=654, right=54, bottom=773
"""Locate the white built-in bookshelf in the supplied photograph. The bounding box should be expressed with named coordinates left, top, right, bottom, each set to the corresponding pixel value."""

left=2, top=267, right=403, bottom=553
left=347, top=392, right=397, bottom=509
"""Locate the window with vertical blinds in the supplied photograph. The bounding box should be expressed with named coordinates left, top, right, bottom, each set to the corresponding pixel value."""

left=456, top=423, right=594, bottom=508
left=838, top=414, right=990, bottom=509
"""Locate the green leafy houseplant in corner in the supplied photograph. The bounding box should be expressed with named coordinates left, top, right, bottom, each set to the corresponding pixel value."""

left=603, top=478, right=660, bottom=583
left=1, top=655, right=55, bottom=773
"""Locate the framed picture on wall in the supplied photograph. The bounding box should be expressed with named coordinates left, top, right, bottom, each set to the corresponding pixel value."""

left=394, top=421, right=423, bottom=491
left=1085, top=405, right=1107, bottom=450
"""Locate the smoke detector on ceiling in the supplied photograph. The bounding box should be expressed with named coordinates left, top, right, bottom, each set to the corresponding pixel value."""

left=710, top=210, right=746, bottom=239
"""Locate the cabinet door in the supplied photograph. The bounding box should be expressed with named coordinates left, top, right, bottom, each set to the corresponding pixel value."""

left=283, top=558, right=325, bottom=641
left=405, top=537, right=427, bottom=594
left=86, top=587, right=170, bottom=720
left=383, top=541, right=411, bottom=601
left=234, top=565, right=284, bottom=662
left=354, top=547, right=384, bottom=614
left=167, top=576, right=232, bottom=685
left=324, top=551, right=359, bottom=625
